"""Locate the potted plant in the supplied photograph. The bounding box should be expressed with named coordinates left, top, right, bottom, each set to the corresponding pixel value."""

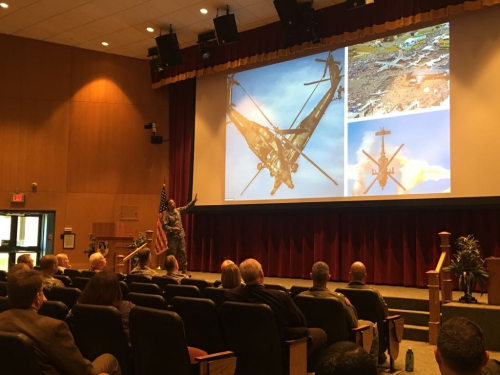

left=444, top=235, right=489, bottom=303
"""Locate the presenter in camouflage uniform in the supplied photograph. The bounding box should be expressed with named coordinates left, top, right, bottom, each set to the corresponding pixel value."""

left=162, top=194, right=198, bottom=274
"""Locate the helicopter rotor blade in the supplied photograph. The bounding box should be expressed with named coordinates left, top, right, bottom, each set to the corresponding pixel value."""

left=304, top=78, right=330, bottom=86
left=240, top=169, right=262, bottom=196
left=364, top=176, right=379, bottom=194
left=278, top=128, right=309, bottom=135
left=388, top=174, right=407, bottom=191
left=362, top=150, right=381, bottom=168
left=387, top=143, right=404, bottom=166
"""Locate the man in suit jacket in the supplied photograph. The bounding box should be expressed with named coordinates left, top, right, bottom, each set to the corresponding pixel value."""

left=224, top=258, right=326, bottom=371
left=0, top=269, right=121, bottom=375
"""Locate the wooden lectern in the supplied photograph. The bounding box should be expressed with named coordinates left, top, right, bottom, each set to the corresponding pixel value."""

left=92, top=223, right=136, bottom=274
left=486, top=257, right=500, bottom=305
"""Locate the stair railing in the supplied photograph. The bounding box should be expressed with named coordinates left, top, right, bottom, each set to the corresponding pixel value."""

left=427, top=232, right=452, bottom=345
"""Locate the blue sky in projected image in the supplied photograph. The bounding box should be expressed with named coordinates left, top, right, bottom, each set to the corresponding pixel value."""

left=347, top=110, right=450, bottom=196
left=225, top=49, right=345, bottom=201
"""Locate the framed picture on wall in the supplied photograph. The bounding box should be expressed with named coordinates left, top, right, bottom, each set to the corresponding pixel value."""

left=63, top=233, right=75, bottom=249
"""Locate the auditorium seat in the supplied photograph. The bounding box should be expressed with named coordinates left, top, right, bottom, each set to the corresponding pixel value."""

left=49, top=287, right=81, bottom=309
left=213, top=280, right=222, bottom=288
left=127, top=292, right=168, bottom=310
left=81, top=270, right=96, bottom=278
left=0, top=270, right=7, bottom=281
left=54, top=274, right=72, bottom=287
left=119, top=281, right=129, bottom=298
left=220, top=301, right=307, bottom=375
left=203, top=287, right=227, bottom=307
left=336, top=287, right=404, bottom=372
left=63, top=269, right=82, bottom=281
left=171, top=296, right=225, bottom=354
left=129, top=282, right=162, bottom=295
left=264, top=283, right=288, bottom=293
left=72, top=277, right=90, bottom=291
left=71, top=304, right=131, bottom=375
left=0, top=296, right=10, bottom=313
left=115, top=273, right=126, bottom=281
left=289, top=285, right=309, bottom=298
left=39, top=301, right=69, bottom=322
left=130, top=306, right=236, bottom=375
left=0, top=331, right=40, bottom=374
left=164, top=284, right=201, bottom=304
left=294, top=294, right=373, bottom=351
left=181, top=277, right=213, bottom=292
left=152, top=275, right=178, bottom=289
left=0, top=281, right=7, bottom=297
left=125, top=274, right=152, bottom=284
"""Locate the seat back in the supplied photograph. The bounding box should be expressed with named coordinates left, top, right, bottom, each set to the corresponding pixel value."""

left=130, top=306, right=192, bottom=375
left=220, top=302, right=284, bottom=375
left=72, top=277, right=90, bottom=291
left=63, top=268, right=82, bottom=281
left=264, top=283, right=288, bottom=293
left=81, top=270, right=96, bottom=278
left=125, top=274, right=152, bottom=284
left=171, top=297, right=225, bottom=354
left=0, top=281, right=7, bottom=297
left=294, top=294, right=350, bottom=347
left=119, top=281, right=129, bottom=298
left=202, top=287, right=227, bottom=307
left=48, top=287, right=81, bottom=309
left=38, top=300, right=69, bottom=321
left=0, top=270, right=7, bottom=281
left=164, top=284, right=201, bottom=304
left=115, top=273, right=126, bottom=281
left=54, top=275, right=72, bottom=287
left=289, top=286, right=309, bottom=298
left=0, top=296, right=10, bottom=313
left=129, top=282, right=162, bottom=295
left=127, top=292, right=168, bottom=310
left=71, top=303, right=131, bottom=375
left=0, top=331, right=40, bottom=374
left=152, top=275, right=179, bottom=289
left=213, top=280, right=222, bottom=288
left=181, top=278, right=213, bottom=292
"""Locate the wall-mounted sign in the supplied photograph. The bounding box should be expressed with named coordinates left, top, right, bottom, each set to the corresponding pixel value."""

left=11, top=193, right=25, bottom=203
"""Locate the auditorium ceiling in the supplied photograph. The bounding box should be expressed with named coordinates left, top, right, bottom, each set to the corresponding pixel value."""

left=0, top=0, right=345, bottom=59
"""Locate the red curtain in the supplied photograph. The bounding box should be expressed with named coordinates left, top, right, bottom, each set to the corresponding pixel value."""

left=168, top=79, right=500, bottom=288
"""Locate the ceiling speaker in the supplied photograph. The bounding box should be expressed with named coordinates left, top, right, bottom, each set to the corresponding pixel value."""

left=155, top=33, right=182, bottom=67
left=213, top=14, right=239, bottom=45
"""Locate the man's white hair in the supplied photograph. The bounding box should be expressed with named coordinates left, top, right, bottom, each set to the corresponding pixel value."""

left=89, top=252, right=104, bottom=267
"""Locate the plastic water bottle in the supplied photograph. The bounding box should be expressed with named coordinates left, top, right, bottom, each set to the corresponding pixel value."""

left=405, top=348, right=414, bottom=372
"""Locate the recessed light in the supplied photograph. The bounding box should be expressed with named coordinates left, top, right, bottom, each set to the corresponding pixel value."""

left=200, top=8, right=208, bottom=14
left=101, top=42, right=109, bottom=46
left=147, top=27, right=154, bottom=32
left=0, top=3, right=9, bottom=8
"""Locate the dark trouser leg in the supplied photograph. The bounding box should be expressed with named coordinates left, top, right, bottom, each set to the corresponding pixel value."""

left=178, top=237, right=187, bottom=273
left=92, top=354, right=121, bottom=375
left=167, top=237, right=179, bottom=257
left=306, top=328, right=327, bottom=372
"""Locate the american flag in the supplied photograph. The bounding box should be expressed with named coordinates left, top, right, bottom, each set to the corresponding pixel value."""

left=155, top=184, right=168, bottom=255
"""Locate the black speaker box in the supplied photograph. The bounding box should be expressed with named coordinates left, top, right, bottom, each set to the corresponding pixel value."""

left=155, top=33, right=182, bottom=67
left=273, top=0, right=300, bottom=28
left=213, top=14, right=239, bottom=45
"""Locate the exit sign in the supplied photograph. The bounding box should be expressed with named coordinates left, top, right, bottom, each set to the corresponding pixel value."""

left=11, top=193, right=25, bottom=203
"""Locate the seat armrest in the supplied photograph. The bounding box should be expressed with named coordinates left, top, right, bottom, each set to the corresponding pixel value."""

left=286, top=337, right=308, bottom=375
left=196, top=351, right=236, bottom=375
left=351, top=324, right=370, bottom=333
left=285, top=337, right=308, bottom=347
left=352, top=325, right=373, bottom=353
left=385, top=315, right=402, bottom=322
left=195, top=351, right=234, bottom=362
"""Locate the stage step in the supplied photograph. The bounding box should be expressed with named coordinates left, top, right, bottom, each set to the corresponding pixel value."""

left=385, top=296, right=429, bottom=312
left=403, top=324, right=429, bottom=342
left=389, top=308, right=429, bottom=327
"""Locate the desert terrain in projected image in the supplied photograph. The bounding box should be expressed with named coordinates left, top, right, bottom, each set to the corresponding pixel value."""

left=348, top=23, right=449, bottom=119
left=347, top=110, right=450, bottom=196
left=225, top=49, right=345, bottom=201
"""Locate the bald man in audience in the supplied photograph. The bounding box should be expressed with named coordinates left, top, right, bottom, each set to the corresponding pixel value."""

left=17, top=253, right=34, bottom=269
left=56, top=253, right=71, bottom=274
left=224, top=258, right=327, bottom=372
left=0, top=269, right=121, bottom=374
left=345, top=261, right=389, bottom=364
left=89, top=252, right=107, bottom=272
left=40, top=255, right=64, bottom=290
left=301, top=262, right=379, bottom=363
left=164, top=255, right=188, bottom=283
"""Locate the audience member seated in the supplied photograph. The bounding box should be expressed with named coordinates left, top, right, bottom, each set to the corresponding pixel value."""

left=76, top=271, right=135, bottom=345
left=301, top=261, right=379, bottom=363
left=89, top=252, right=107, bottom=272
left=345, top=261, right=388, bottom=364
left=221, top=259, right=234, bottom=271
left=164, top=255, right=188, bottom=283
left=224, top=258, right=327, bottom=372
left=40, top=255, right=64, bottom=290
left=17, top=253, right=34, bottom=269
left=0, top=269, right=121, bottom=374
left=436, top=317, right=500, bottom=375
left=56, top=253, right=72, bottom=274
left=8, top=263, right=29, bottom=275
left=316, top=341, right=378, bottom=375
left=220, top=263, right=242, bottom=289
left=129, top=248, right=158, bottom=278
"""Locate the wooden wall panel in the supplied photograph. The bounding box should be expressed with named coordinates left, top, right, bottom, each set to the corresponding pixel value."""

left=0, top=34, right=24, bottom=99
left=0, top=98, right=21, bottom=191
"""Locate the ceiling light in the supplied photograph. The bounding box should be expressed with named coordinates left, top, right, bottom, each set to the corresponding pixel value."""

left=0, top=3, right=9, bottom=8
left=147, top=27, right=154, bottom=32
left=101, top=42, right=109, bottom=46
left=200, top=8, right=208, bottom=14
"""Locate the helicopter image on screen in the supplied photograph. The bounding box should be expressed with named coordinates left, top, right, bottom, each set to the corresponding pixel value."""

left=362, top=127, right=406, bottom=194
left=226, top=51, right=344, bottom=196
